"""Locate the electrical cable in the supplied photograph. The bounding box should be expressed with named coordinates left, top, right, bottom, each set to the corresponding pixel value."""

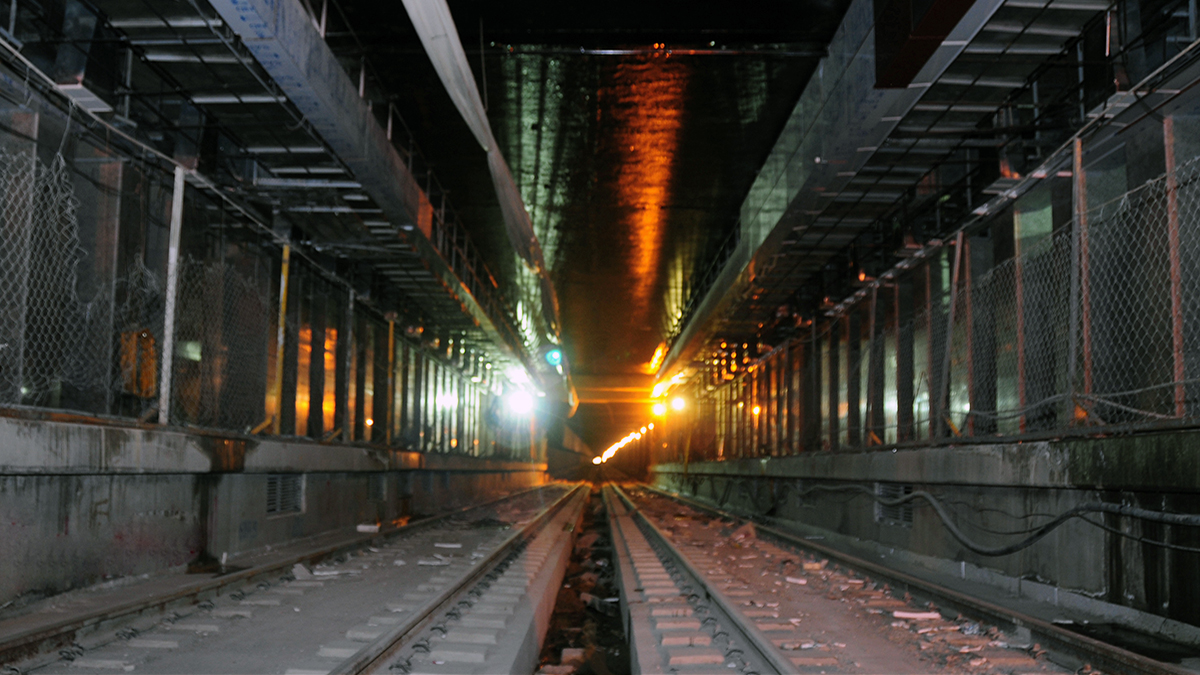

left=809, top=483, right=1200, bottom=555
left=1079, top=515, right=1200, bottom=553
left=703, top=480, right=1200, bottom=556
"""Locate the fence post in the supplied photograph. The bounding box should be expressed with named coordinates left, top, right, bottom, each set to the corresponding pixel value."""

left=1165, top=116, right=1187, bottom=418
left=865, top=286, right=878, bottom=445
left=342, top=289, right=355, bottom=440
left=386, top=318, right=395, bottom=445
left=270, top=245, right=290, bottom=435
left=963, top=240, right=975, bottom=436
left=1069, top=138, right=1092, bottom=423
left=939, top=231, right=964, bottom=437
left=158, top=166, right=185, bottom=425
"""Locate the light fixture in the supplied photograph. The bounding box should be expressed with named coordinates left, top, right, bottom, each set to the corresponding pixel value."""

left=671, top=397, right=686, bottom=411
left=544, top=348, right=563, bottom=367
left=592, top=457, right=602, bottom=465
left=505, top=390, right=534, bottom=415
left=640, top=426, right=647, bottom=433
left=752, top=405, right=761, bottom=416
left=652, top=402, right=667, bottom=416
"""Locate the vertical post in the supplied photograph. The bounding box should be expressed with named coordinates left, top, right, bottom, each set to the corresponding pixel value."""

left=7, top=0, right=16, bottom=38
left=1014, top=212, right=1028, bottom=432
left=1165, top=116, right=1187, bottom=417
left=270, top=245, right=290, bottom=435
left=1070, top=138, right=1094, bottom=415
left=783, top=342, right=792, bottom=453
left=829, top=321, right=839, bottom=450
left=342, top=288, right=354, bottom=440
left=121, top=49, right=133, bottom=118
left=939, top=232, right=965, bottom=437
left=963, top=241, right=975, bottom=436
left=866, top=287, right=877, bottom=445
left=318, top=0, right=327, bottom=37
left=386, top=319, right=395, bottom=444
left=158, top=166, right=186, bottom=425
left=924, top=265, right=934, bottom=438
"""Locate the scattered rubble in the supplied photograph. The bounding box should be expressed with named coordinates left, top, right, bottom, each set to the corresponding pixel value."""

left=626, top=487, right=1067, bottom=675
left=536, top=489, right=628, bottom=675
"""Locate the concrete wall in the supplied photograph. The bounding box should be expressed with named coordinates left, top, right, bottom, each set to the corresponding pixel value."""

left=651, top=430, right=1200, bottom=629
left=0, top=413, right=546, bottom=606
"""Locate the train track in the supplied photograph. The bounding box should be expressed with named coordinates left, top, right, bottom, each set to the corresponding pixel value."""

left=633, top=483, right=1194, bottom=675
left=1, top=484, right=588, bottom=675
left=604, top=484, right=801, bottom=674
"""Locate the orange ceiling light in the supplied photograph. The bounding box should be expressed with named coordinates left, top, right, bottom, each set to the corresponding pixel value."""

left=646, top=341, right=667, bottom=374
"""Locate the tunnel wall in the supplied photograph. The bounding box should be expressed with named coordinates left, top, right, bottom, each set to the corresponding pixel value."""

left=651, top=429, right=1200, bottom=634
left=0, top=413, right=547, bottom=607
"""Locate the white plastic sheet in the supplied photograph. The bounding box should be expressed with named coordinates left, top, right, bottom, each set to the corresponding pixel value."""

left=401, top=0, right=559, bottom=331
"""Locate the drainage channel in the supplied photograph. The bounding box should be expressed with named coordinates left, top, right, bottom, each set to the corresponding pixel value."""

left=1, top=484, right=586, bottom=675
left=535, top=486, right=630, bottom=675
left=635, top=483, right=1193, bottom=675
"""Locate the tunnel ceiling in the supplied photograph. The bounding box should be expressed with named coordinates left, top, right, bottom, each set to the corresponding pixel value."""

left=330, top=0, right=852, bottom=449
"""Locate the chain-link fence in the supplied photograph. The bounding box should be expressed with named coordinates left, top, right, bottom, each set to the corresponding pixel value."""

left=169, top=256, right=272, bottom=430
left=0, top=145, right=513, bottom=459
left=0, top=149, right=89, bottom=407
left=703, top=146, right=1200, bottom=457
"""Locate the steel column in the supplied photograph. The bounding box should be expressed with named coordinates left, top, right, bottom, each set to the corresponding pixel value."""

left=1165, top=116, right=1187, bottom=418
left=269, top=245, right=291, bottom=435
left=158, top=166, right=185, bottom=426
left=939, top=232, right=964, bottom=438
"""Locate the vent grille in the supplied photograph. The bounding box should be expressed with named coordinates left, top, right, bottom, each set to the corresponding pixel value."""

left=874, top=482, right=913, bottom=526
left=267, top=474, right=303, bottom=514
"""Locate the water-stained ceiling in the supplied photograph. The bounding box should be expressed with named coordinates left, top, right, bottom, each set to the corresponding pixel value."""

left=329, top=0, right=853, bottom=449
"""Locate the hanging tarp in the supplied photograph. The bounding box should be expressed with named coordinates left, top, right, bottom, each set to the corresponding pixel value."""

left=401, top=0, right=558, bottom=329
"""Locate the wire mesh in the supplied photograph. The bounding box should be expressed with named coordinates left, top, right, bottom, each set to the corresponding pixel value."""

left=169, top=256, right=272, bottom=431
left=1077, top=155, right=1200, bottom=423
left=705, top=155, right=1200, bottom=456
left=0, top=150, right=87, bottom=406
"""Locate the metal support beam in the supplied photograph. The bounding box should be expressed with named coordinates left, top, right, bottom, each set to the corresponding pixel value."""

left=158, top=166, right=185, bottom=426
left=1165, top=116, right=1187, bottom=418
left=658, top=0, right=1007, bottom=379
left=270, top=245, right=291, bottom=435
left=207, top=0, right=535, bottom=381
left=938, top=232, right=964, bottom=438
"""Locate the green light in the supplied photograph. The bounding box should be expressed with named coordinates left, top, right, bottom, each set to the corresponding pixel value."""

left=545, top=348, right=563, bottom=367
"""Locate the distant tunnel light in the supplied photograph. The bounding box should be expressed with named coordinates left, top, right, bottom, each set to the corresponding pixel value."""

left=592, top=457, right=602, bottom=465
left=652, top=402, right=667, bottom=416
left=640, top=426, right=647, bottom=433
left=671, top=397, right=686, bottom=411
left=505, top=390, right=535, bottom=415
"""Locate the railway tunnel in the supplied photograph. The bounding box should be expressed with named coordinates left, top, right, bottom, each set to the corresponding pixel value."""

left=3, top=0, right=1200, bottom=672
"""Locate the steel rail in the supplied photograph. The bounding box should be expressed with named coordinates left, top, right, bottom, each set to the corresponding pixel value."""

left=638, top=483, right=1194, bottom=675
left=0, top=483, right=562, bottom=670
left=335, top=484, right=588, bottom=674
left=607, top=484, right=801, bottom=675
